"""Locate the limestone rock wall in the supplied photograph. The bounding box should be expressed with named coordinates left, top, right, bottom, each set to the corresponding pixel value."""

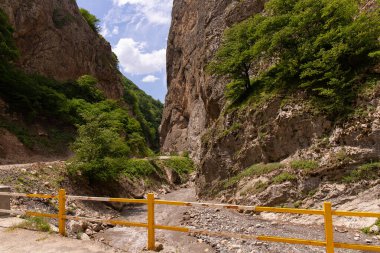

left=162, top=0, right=380, bottom=198
left=161, top=0, right=267, bottom=160
left=0, top=0, right=123, bottom=99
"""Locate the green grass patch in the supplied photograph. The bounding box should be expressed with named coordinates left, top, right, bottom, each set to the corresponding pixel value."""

left=161, top=156, right=194, bottom=175
left=11, top=217, right=51, bottom=232
left=362, top=219, right=380, bottom=235
left=273, top=172, right=297, bottom=184
left=0, top=118, right=35, bottom=148
left=224, top=163, right=284, bottom=188
left=240, top=180, right=268, bottom=196
left=343, top=162, right=380, bottom=183
left=218, top=123, right=241, bottom=139
left=290, top=160, right=319, bottom=172
left=123, top=159, right=157, bottom=178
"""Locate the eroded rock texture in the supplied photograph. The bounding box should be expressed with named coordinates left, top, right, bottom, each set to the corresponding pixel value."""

left=0, top=0, right=123, bottom=99
left=163, top=0, right=380, bottom=199
left=161, top=0, right=267, bottom=160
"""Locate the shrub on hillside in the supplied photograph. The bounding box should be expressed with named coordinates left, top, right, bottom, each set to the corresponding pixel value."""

left=80, top=8, right=100, bottom=33
left=209, top=0, right=380, bottom=117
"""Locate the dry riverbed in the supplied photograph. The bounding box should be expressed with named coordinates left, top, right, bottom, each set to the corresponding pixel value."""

left=1, top=162, right=380, bottom=253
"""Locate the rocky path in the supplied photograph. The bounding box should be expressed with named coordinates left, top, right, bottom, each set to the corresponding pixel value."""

left=0, top=161, right=63, bottom=170
left=1, top=162, right=379, bottom=253
left=96, top=186, right=214, bottom=252
left=97, top=184, right=379, bottom=253
left=0, top=218, right=118, bottom=253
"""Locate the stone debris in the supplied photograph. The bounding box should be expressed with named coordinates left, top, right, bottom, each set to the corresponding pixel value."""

left=180, top=205, right=380, bottom=253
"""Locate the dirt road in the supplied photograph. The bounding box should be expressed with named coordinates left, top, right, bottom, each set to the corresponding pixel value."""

left=0, top=218, right=118, bottom=253
left=96, top=186, right=215, bottom=253
left=0, top=162, right=378, bottom=252
left=98, top=185, right=379, bottom=253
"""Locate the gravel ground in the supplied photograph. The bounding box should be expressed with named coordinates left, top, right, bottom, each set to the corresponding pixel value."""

left=183, top=205, right=380, bottom=253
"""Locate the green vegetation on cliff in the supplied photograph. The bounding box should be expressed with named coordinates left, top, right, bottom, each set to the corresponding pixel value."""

left=79, top=8, right=100, bottom=33
left=209, top=0, right=380, bottom=117
left=0, top=9, right=163, bottom=180
left=123, top=77, right=163, bottom=150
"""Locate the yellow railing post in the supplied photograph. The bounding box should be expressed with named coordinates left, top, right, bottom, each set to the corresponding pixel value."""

left=147, top=193, right=156, bottom=250
left=58, top=188, right=66, bottom=236
left=324, top=202, right=334, bottom=253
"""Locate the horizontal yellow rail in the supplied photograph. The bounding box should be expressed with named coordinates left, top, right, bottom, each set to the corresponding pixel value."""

left=334, top=242, right=380, bottom=252
left=255, top=206, right=324, bottom=215
left=65, top=215, right=148, bottom=228
left=155, top=199, right=255, bottom=210
left=26, top=211, right=58, bottom=219
left=0, top=192, right=57, bottom=199
left=0, top=208, right=58, bottom=219
left=4, top=189, right=380, bottom=252
left=258, top=236, right=326, bottom=247
left=67, top=195, right=148, bottom=204
left=333, top=210, right=380, bottom=218
left=155, top=224, right=190, bottom=232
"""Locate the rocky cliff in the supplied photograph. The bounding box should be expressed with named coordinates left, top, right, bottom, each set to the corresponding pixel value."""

left=0, top=0, right=123, bottom=99
left=162, top=0, right=380, bottom=205
left=161, top=0, right=267, bottom=161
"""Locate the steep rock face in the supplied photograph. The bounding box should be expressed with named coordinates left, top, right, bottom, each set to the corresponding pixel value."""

left=161, top=0, right=267, bottom=160
left=0, top=0, right=123, bottom=99
left=163, top=0, right=380, bottom=200
left=197, top=89, right=380, bottom=199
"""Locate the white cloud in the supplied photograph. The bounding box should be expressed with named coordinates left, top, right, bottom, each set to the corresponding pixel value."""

left=142, top=75, right=160, bottom=83
left=100, top=25, right=119, bottom=37
left=112, top=26, right=119, bottom=35
left=112, top=0, right=172, bottom=25
left=113, top=38, right=166, bottom=75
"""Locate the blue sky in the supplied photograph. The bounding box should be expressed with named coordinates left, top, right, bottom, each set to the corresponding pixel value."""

left=77, top=0, right=173, bottom=102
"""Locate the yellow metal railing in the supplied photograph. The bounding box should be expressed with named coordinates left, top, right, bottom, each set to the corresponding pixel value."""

left=0, top=189, right=380, bottom=252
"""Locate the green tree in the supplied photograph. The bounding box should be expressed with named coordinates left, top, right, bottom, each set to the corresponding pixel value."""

left=80, top=8, right=100, bottom=33
left=0, top=9, right=18, bottom=66
left=69, top=100, right=153, bottom=181
left=209, top=0, right=380, bottom=116
left=207, top=19, right=257, bottom=101
left=70, top=100, right=130, bottom=181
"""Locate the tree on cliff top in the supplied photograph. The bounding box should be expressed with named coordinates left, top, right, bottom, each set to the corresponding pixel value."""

left=208, top=0, right=380, bottom=117
left=80, top=8, right=100, bottom=33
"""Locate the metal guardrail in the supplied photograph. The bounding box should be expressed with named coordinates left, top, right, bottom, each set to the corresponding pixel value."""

left=0, top=189, right=380, bottom=252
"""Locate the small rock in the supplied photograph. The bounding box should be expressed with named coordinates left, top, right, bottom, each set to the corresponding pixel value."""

left=370, top=225, right=379, bottom=234
left=197, top=239, right=203, bottom=243
left=154, top=242, right=164, bottom=252
left=255, top=241, right=263, bottom=246
left=49, top=224, right=59, bottom=233
left=366, top=239, right=372, bottom=244
left=68, top=221, right=82, bottom=234
left=92, top=223, right=103, bottom=232
left=230, top=244, right=241, bottom=249
left=80, top=233, right=90, bottom=241
left=85, top=228, right=94, bottom=235
left=335, top=227, right=348, bottom=233
left=354, top=236, right=360, bottom=241
left=255, top=224, right=263, bottom=228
